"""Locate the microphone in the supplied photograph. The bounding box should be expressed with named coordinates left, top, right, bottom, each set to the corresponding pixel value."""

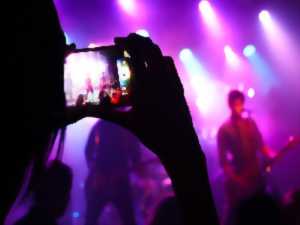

left=242, top=108, right=252, bottom=118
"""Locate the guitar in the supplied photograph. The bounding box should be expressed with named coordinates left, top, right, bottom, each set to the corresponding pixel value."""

left=224, top=135, right=300, bottom=203
left=264, top=135, right=300, bottom=173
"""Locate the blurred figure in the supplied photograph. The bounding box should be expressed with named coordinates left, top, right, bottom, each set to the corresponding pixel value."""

left=217, top=90, right=275, bottom=222
left=84, top=120, right=140, bottom=225
left=150, top=196, right=183, bottom=225
left=14, top=160, right=73, bottom=225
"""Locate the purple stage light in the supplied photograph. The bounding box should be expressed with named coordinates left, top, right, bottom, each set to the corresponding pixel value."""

left=198, top=0, right=221, bottom=37
left=259, top=10, right=272, bottom=24
left=247, top=88, right=256, bottom=98
left=224, top=45, right=240, bottom=68
left=118, top=0, right=136, bottom=15
left=199, top=0, right=212, bottom=14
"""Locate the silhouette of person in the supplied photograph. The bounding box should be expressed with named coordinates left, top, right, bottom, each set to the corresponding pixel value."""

left=8, top=1, right=69, bottom=224
left=14, top=160, right=73, bottom=225
left=84, top=120, right=140, bottom=225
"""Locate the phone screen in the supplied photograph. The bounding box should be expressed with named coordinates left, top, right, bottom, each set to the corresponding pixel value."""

left=64, top=49, right=131, bottom=106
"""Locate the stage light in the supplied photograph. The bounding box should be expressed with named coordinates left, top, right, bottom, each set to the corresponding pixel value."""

left=247, top=88, right=255, bottom=98
left=88, top=43, right=99, bottom=48
left=72, top=211, right=80, bottom=218
left=199, top=0, right=212, bottom=14
left=179, top=48, right=193, bottom=62
left=64, top=33, right=71, bottom=44
left=224, top=45, right=240, bottom=68
left=179, top=48, right=210, bottom=78
left=136, top=29, right=150, bottom=37
left=259, top=10, right=271, bottom=24
left=118, top=0, right=136, bottom=14
left=198, top=0, right=221, bottom=37
left=243, top=45, right=256, bottom=57
left=245, top=51, right=277, bottom=93
left=259, top=9, right=299, bottom=76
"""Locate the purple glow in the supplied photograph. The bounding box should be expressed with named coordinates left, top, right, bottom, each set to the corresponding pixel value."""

left=118, top=0, right=136, bottom=15
left=198, top=0, right=221, bottom=37
left=259, top=10, right=299, bottom=74
left=72, top=211, right=80, bottom=218
left=259, top=10, right=272, bottom=25
left=224, top=45, right=240, bottom=68
left=162, top=178, right=172, bottom=186
left=247, top=88, right=256, bottom=98
left=238, top=83, right=245, bottom=91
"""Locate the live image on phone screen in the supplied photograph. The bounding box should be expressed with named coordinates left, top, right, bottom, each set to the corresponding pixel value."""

left=64, top=50, right=131, bottom=107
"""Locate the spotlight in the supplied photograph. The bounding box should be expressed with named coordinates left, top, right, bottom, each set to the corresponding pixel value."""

left=198, top=0, right=221, bottom=36
left=118, top=0, right=136, bottom=14
left=243, top=45, right=256, bottom=57
left=247, top=88, right=255, bottom=98
left=136, top=29, right=150, bottom=37
left=179, top=48, right=193, bottom=61
left=224, top=45, right=240, bottom=67
left=199, top=0, right=211, bottom=13
left=72, top=211, right=80, bottom=218
left=259, top=10, right=271, bottom=24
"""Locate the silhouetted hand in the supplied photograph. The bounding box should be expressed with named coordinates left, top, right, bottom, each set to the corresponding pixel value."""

left=62, top=34, right=219, bottom=225
left=84, top=34, right=219, bottom=225
left=83, top=34, right=199, bottom=157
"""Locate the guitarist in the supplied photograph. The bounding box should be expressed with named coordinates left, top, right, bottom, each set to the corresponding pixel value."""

left=217, top=90, right=276, bottom=215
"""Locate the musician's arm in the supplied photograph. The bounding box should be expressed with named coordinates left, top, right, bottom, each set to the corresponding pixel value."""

left=217, top=129, right=239, bottom=180
left=252, top=119, right=276, bottom=159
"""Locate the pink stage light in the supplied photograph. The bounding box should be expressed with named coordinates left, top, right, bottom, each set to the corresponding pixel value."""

left=198, top=0, right=221, bottom=37
left=224, top=45, right=240, bottom=68
left=259, top=10, right=299, bottom=75
left=259, top=10, right=272, bottom=25
left=118, top=0, right=136, bottom=15
left=247, top=88, right=255, bottom=98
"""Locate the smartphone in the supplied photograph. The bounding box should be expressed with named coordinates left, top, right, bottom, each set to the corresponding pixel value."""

left=64, top=46, right=132, bottom=107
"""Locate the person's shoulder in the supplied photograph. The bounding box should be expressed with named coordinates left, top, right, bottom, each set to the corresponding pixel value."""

left=218, top=119, right=231, bottom=134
